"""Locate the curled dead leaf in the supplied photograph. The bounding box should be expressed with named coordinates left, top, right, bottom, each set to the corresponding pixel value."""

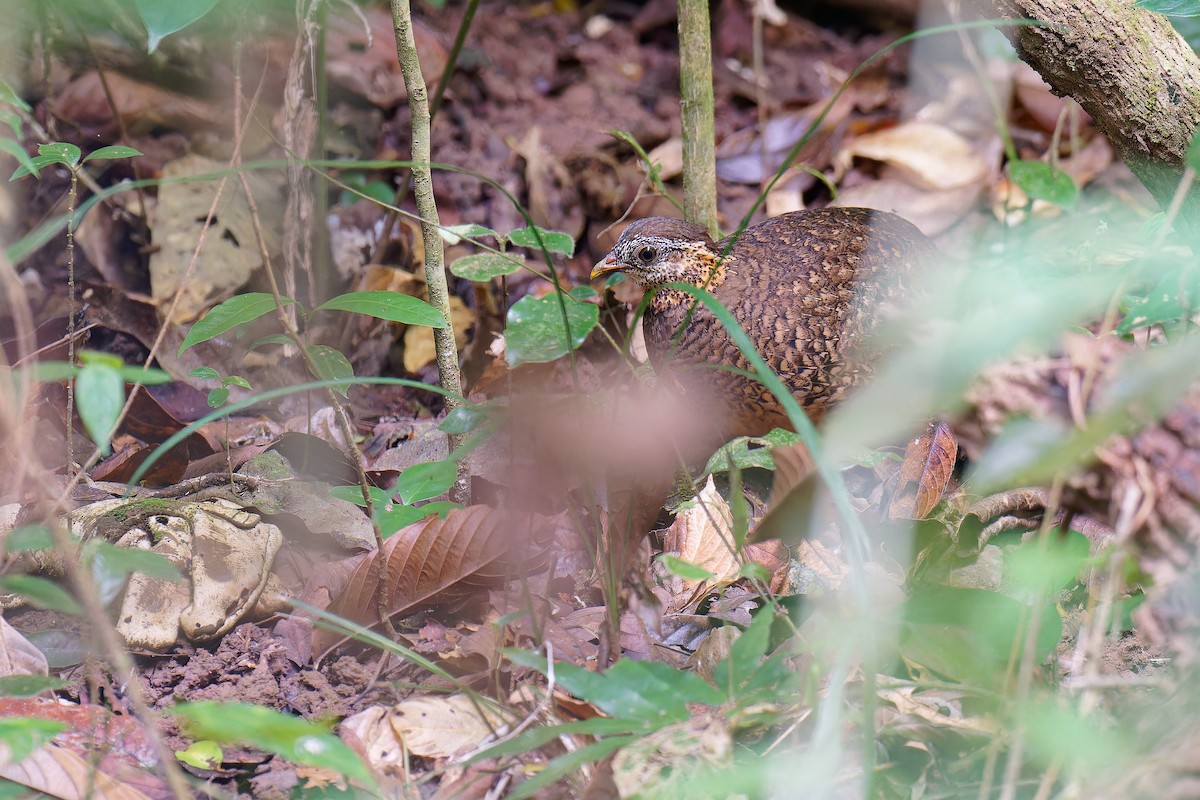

left=888, top=420, right=958, bottom=520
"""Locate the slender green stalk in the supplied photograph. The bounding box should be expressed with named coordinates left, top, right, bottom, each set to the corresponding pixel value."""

left=677, top=0, right=718, bottom=237
left=389, top=0, right=466, bottom=471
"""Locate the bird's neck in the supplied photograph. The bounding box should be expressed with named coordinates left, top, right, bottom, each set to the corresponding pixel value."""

left=646, top=250, right=729, bottom=314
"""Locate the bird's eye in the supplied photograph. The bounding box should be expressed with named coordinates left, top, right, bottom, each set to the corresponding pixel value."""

left=635, top=245, right=658, bottom=263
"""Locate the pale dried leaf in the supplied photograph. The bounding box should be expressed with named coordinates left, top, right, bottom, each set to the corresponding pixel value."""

left=645, top=137, right=683, bottom=181
left=389, top=694, right=504, bottom=759
left=844, top=121, right=988, bottom=191
left=403, top=296, right=472, bottom=372
left=0, top=742, right=154, bottom=800
left=340, top=706, right=409, bottom=779
left=662, top=476, right=738, bottom=588
left=0, top=616, right=47, bottom=677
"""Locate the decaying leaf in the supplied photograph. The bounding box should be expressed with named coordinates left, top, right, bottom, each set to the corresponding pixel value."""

left=387, top=694, right=505, bottom=759
left=889, top=420, right=958, bottom=520
left=662, top=476, right=739, bottom=589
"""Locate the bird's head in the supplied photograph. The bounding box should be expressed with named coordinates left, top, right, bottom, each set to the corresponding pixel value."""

left=591, top=217, right=726, bottom=289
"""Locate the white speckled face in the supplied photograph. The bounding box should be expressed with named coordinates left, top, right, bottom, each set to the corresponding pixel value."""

left=600, top=236, right=710, bottom=286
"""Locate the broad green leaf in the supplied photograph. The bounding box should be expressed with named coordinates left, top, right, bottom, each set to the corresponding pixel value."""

left=1004, top=529, right=1090, bottom=600
left=87, top=539, right=182, bottom=581
left=76, top=361, right=124, bottom=454
left=133, top=0, right=222, bottom=52
left=504, top=287, right=599, bottom=366
left=505, top=226, right=576, bottom=257
left=0, top=138, right=38, bottom=178
left=224, top=375, right=252, bottom=390
left=0, top=717, right=66, bottom=762
left=306, top=345, right=354, bottom=396
left=189, top=367, right=220, bottom=380
left=329, top=485, right=390, bottom=508
left=1008, top=159, right=1077, bottom=209
left=0, top=575, right=82, bottom=616
left=248, top=333, right=292, bottom=351
left=0, top=80, right=31, bottom=112
left=206, top=388, right=229, bottom=408
left=0, top=109, right=22, bottom=137
left=449, top=253, right=524, bottom=282
left=1134, top=0, right=1200, bottom=15
left=1117, top=266, right=1200, bottom=335
left=315, top=291, right=447, bottom=328
left=656, top=554, right=716, bottom=582
left=178, top=293, right=291, bottom=356
left=9, top=153, right=59, bottom=181
left=704, top=428, right=802, bottom=475
left=172, top=701, right=375, bottom=786
left=394, top=459, right=457, bottom=504
left=83, top=145, right=143, bottom=163
left=175, top=740, right=223, bottom=770
left=0, top=675, right=68, bottom=697
left=722, top=608, right=773, bottom=689
left=37, top=142, right=81, bottom=168
left=376, top=500, right=459, bottom=538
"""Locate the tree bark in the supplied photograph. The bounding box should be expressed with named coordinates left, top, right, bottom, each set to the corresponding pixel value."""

left=991, top=0, right=1200, bottom=219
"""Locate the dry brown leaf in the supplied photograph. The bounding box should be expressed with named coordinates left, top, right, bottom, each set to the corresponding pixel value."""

left=0, top=742, right=156, bottom=800
left=795, top=540, right=849, bottom=590
left=843, top=121, right=989, bottom=191
left=321, top=506, right=552, bottom=647
left=662, top=476, right=739, bottom=589
left=340, top=707, right=409, bottom=781
left=403, top=296, right=472, bottom=373
left=889, top=421, right=958, bottom=520
left=388, top=694, right=505, bottom=759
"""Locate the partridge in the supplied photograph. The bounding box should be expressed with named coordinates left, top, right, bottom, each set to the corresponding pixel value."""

left=592, top=207, right=935, bottom=438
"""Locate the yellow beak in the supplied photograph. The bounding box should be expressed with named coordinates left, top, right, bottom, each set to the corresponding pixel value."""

left=590, top=254, right=621, bottom=281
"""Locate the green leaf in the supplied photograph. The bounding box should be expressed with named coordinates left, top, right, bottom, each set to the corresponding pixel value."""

left=315, top=291, right=447, bottom=328
left=0, top=717, right=66, bottom=762
left=10, top=153, right=59, bottom=181
left=504, top=288, right=599, bottom=366
left=330, top=485, right=390, bottom=508
left=505, top=226, right=576, bottom=257
left=37, top=142, right=81, bottom=168
left=118, top=365, right=172, bottom=385
left=6, top=524, right=54, bottom=552
left=0, top=79, right=31, bottom=112
left=76, top=361, right=125, bottom=454
left=206, top=387, right=229, bottom=408
left=0, top=138, right=38, bottom=179
left=394, top=459, right=457, bottom=504
left=0, top=575, right=82, bottom=616
left=439, top=405, right=487, bottom=435
left=1117, top=266, right=1200, bottom=335
left=307, top=345, right=354, bottom=397
left=87, top=539, right=182, bottom=581
left=175, top=740, right=223, bottom=770
left=449, top=253, right=525, bottom=282
left=248, top=333, right=292, bottom=351
left=656, top=554, right=717, bottom=582
left=1008, top=159, right=1078, bottom=209
left=506, top=736, right=639, bottom=800
left=440, top=223, right=498, bottom=245
left=0, top=109, right=23, bottom=137
left=133, top=0, right=222, bottom=52
left=189, top=367, right=221, bottom=381
left=376, top=500, right=459, bottom=538
left=224, top=375, right=252, bottom=390
left=703, top=429, right=802, bottom=475
left=1004, top=529, right=1090, bottom=599
left=1188, top=129, right=1200, bottom=173
left=1134, top=0, right=1200, bottom=14
left=178, top=293, right=291, bottom=356
left=83, top=145, right=143, bottom=163
left=172, top=701, right=375, bottom=786
left=0, top=675, right=69, bottom=698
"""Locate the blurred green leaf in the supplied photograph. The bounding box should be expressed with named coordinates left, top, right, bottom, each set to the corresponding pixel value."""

left=0, top=675, right=69, bottom=698
left=1008, top=159, right=1077, bottom=208
left=1117, top=266, right=1200, bottom=335
left=439, top=405, right=487, bottom=434
left=0, top=717, right=66, bottom=762
left=504, top=287, right=599, bottom=366
left=656, top=554, right=717, bottom=581
left=173, top=701, right=375, bottom=786
left=76, top=360, right=124, bottom=454
left=6, top=524, right=54, bottom=552
left=704, top=428, right=802, bottom=475
left=189, top=366, right=220, bottom=381
left=175, top=739, right=223, bottom=770
left=0, top=138, right=38, bottom=178
left=1004, top=529, right=1090, bottom=600
left=1134, top=0, right=1200, bottom=15
left=0, top=80, right=31, bottom=112
left=206, top=387, right=229, bottom=408
left=376, top=500, right=458, bottom=537
left=133, top=0, right=221, bottom=52
left=0, top=576, right=82, bottom=616
left=179, top=293, right=292, bottom=356
left=315, top=291, right=447, bottom=328
left=9, top=153, right=60, bottom=181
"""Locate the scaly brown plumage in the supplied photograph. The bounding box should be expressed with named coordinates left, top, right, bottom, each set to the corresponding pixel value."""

left=592, top=207, right=934, bottom=438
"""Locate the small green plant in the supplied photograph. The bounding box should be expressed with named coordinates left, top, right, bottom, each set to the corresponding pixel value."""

left=188, top=367, right=252, bottom=408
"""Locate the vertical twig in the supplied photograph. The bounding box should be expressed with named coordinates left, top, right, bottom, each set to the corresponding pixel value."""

left=677, top=0, right=719, bottom=237
left=388, top=0, right=467, bottom=481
